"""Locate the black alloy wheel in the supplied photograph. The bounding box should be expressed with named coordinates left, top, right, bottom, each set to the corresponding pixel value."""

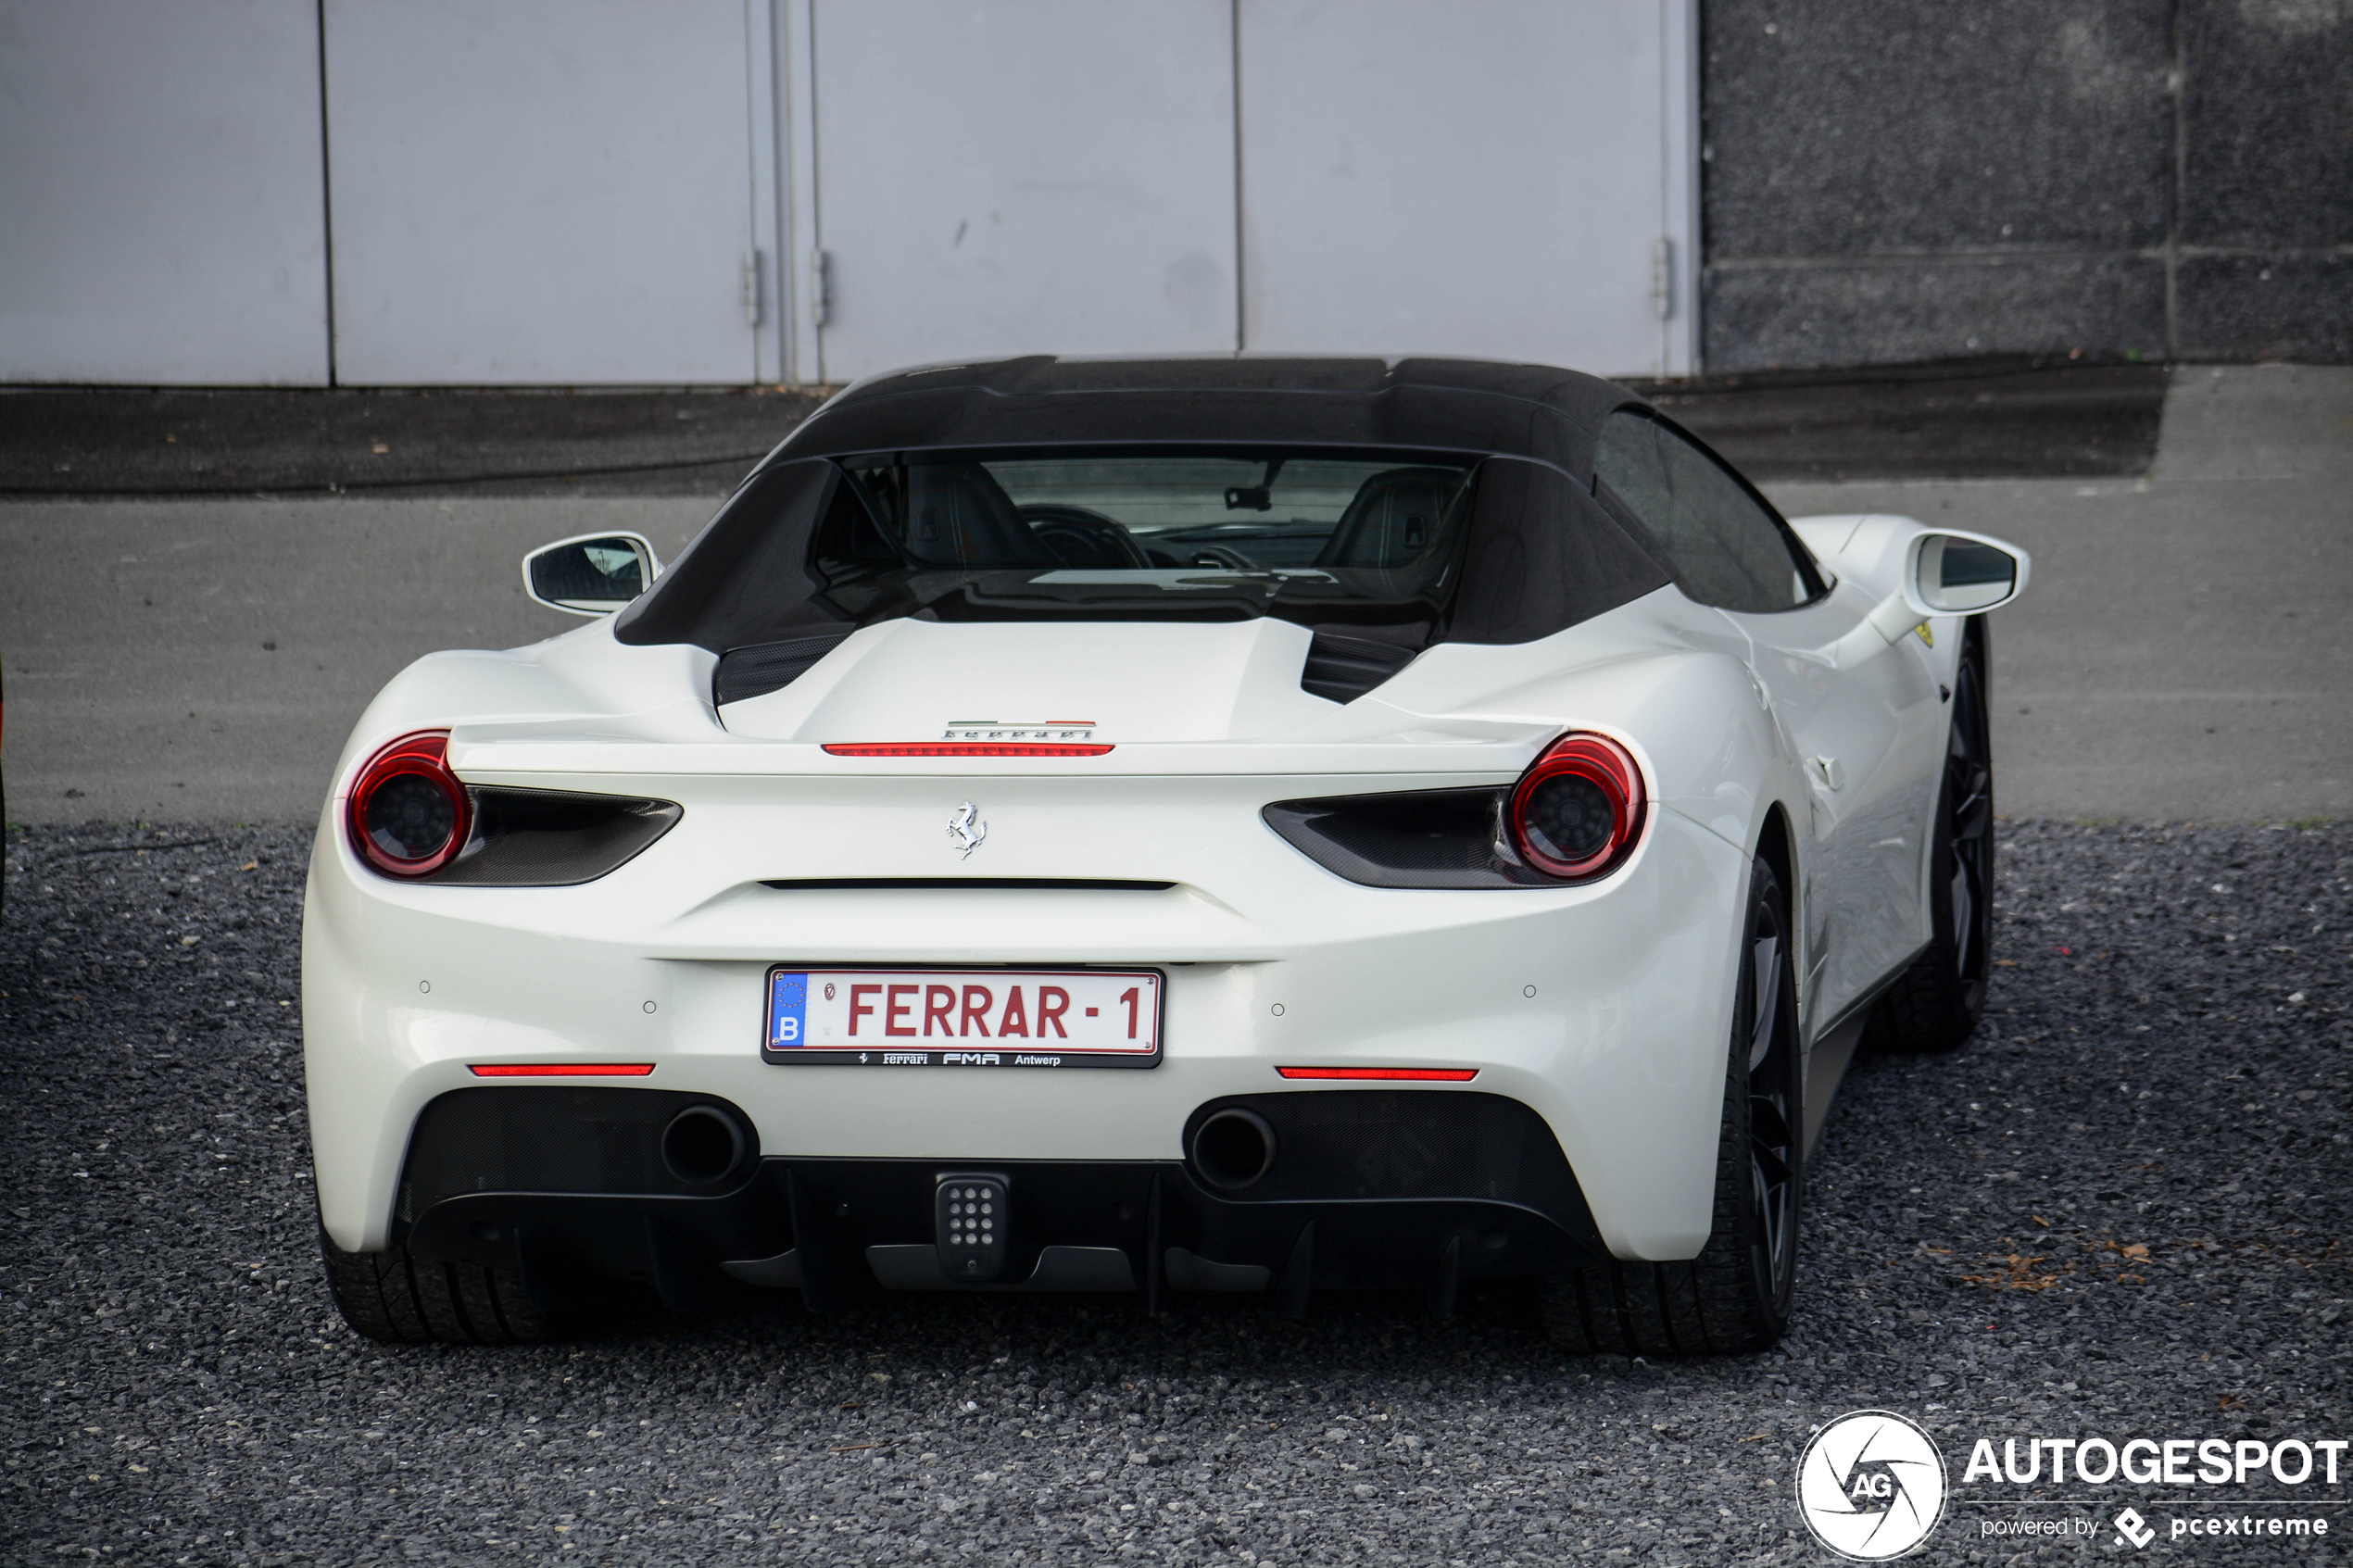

left=1869, top=617, right=1996, bottom=1054
left=1539, top=855, right=1802, bottom=1354
left=1742, top=860, right=1801, bottom=1321
left=1942, top=625, right=1995, bottom=1013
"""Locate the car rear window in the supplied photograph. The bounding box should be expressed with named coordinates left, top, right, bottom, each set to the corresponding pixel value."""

left=614, top=445, right=1669, bottom=657
left=841, top=453, right=1466, bottom=573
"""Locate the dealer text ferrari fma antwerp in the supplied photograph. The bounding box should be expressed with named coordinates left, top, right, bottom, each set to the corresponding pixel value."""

left=304, top=356, right=2028, bottom=1352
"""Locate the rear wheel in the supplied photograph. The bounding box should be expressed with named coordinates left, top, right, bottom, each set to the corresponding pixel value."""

left=320, top=1226, right=553, bottom=1345
left=1540, top=855, right=1801, bottom=1355
left=1869, top=617, right=1994, bottom=1054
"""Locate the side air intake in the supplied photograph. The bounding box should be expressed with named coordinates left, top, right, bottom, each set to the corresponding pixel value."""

left=713, top=628, right=856, bottom=707
left=1301, top=629, right=1418, bottom=704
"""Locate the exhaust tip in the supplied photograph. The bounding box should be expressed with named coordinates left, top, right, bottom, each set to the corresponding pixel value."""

left=662, top=1105, right=747, bottom=1185
left=1190, top=1108, right=1277, bottom=1191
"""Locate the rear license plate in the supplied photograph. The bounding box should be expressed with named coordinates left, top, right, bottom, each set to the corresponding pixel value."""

left=761, top=967, right=1164, bottom=1069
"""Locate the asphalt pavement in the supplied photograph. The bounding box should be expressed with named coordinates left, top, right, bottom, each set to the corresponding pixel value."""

left=0, top=495, right=715, bottom=822
left=0, top=385, right=823, bottom=499
left=0, top=361, right=2158, bottom=497
left=1766, top=364, right=2353, bottom=822
left=2, top=819, right=2345, bottom=1563
left=0, top=362, right=2344, bottom=824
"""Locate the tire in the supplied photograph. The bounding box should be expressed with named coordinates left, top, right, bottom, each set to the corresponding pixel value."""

left=1868, top=616, right=1994, bottom=1055
left=320, top=1225, right=554, bottom=1346
left=1540, top=855, right=1802, bottom=1356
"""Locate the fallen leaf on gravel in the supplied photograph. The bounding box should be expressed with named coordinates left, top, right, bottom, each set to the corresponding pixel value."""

left=1994, top=958, right=2017, bottom=966
left=1962, top=1253, right=2069, bottom=1291
left=239, top=860, right=258, bottom=872
left=2121, top=1243, right=2150, bottom=1260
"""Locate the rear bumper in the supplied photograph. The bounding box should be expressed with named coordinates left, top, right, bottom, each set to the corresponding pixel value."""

left=393, top=1085, right=1604, bottom=1311
left=306, top=787, right=1752, bottom=1261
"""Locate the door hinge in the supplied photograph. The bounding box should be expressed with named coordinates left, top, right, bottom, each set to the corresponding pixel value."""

left=810, top=248, right=832, bottom=328
left=1651, top=237, right=1674, bottom=320
left=741, top=250, right=762, bottom=328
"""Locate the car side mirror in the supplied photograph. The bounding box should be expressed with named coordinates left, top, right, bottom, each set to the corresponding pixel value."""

left=522, top=532, right=661, bottom=616
left=1905, top=532, right=2026, bottom=617
left=1818, top=523, right=2029, bottom=670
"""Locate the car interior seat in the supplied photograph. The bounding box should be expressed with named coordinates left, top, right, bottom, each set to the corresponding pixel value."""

left=901, top=463, right=1057, bottom=568
left=1315, top=467, right=1466, bottom=569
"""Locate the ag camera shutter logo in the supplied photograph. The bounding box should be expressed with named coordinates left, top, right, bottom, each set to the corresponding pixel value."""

left=1797, top=1410, right=1950, bottom=1560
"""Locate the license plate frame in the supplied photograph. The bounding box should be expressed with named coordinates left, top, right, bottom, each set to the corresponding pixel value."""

left=761, top=965, right=1165, bottom=1069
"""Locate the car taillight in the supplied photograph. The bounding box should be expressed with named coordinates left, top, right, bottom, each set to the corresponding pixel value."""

left=1507, top=732, right=1645, bottom=882
left=346, top=730, right=471, bottom=878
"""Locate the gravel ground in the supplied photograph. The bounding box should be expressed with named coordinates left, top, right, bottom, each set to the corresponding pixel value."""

left=2, top=819, right=2347, bottom=1566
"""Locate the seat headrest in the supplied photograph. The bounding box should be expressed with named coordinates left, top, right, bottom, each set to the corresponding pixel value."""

left=1316, top=467, right=1466, bottom=569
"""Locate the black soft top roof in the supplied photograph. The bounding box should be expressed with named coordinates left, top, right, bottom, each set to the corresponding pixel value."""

left=769, top=356, right=1645, bottom=477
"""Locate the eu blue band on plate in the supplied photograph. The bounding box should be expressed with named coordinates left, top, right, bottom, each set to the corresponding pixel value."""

left=769, top=971, right=807, bottom=1047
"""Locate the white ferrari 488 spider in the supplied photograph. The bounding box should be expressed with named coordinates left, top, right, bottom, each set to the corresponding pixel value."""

left=304, top=357, right=2026, bottom=1354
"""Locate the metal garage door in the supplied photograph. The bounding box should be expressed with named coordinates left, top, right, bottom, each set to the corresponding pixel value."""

left=323, top=0, right=761, bottom=385
left=804, top=0, right=1694, bottom=382
left=805, top=0, right=1240, bottom=385
left=0, top=0, right=331, bottom=385
left=1236, top=0, right=1696, bottom=377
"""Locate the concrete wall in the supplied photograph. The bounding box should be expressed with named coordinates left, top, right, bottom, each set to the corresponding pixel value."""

left=1700, top=0, right=2353, bottom=371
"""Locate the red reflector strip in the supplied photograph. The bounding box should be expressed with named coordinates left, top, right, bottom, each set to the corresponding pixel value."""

left=1275, top=1066, right=1478, bottom=1082
left=822, top=742, right=1114, bottom=758
left=468, top=1063, right=654, bottom=1077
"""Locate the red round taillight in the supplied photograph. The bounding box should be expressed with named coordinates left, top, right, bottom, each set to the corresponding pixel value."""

left=346, top=730, right=471, bottom=878
left=1507, top=732, right=1646, bottom=882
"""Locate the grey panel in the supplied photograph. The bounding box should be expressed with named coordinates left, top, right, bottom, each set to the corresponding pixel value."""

left=811, top=0, right=1239, bottom=382
left=325, top=0, right=755, bottom=384
left=1241, top=0, right=1692, bottom=376
left=1640, top=364, right=2169, bottom=482
left=2180, top=1, right=2353, bottom=248
left=1701, top=256, right=2168, bottom=373
left=1701, top=0, right=2172, bottom=258
left=2175, top=255, right=2353, bottom=365
left=0, top=0, right=329, bottom=384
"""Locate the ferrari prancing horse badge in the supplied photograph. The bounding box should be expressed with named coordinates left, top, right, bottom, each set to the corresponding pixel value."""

left=947, top=801, right=988, bottom=859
